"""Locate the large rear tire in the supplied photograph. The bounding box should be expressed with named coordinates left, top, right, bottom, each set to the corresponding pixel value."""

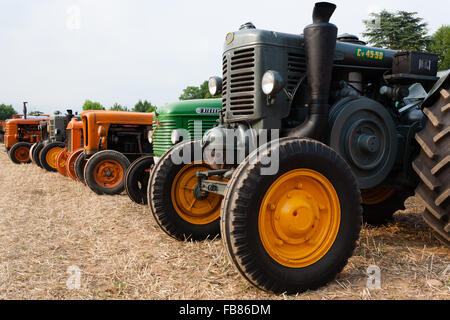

left=84, top=150, right=130, bottom=195
left=124, top=155, right=154, bottom=205
left=39, top=142, right=66, bottom=172
left=148, top=140, right=225, bottom=241
left=412, top=83, right=450, bottom=245
left=9, top=142, right=32, bottom=164
left=221, top=137, right=362, bottom=294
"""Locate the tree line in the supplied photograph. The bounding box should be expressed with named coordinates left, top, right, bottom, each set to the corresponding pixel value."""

left=0, top=9, right=448, bottom=120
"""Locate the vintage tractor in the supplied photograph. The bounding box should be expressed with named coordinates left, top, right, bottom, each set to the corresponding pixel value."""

left=5, top=117, right=47, bottom=164
left=55, top=116, right=83, bottom=177
left=148, top=2, right=447, bottom=294
left=124, top=99, right=221, bottom=205
left=30, top=111, right=74, bottom=171
left=75, top=110, right=154, bottom=195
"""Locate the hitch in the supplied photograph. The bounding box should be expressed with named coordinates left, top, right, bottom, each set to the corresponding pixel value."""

left=196, top=169, right=232, bottom=196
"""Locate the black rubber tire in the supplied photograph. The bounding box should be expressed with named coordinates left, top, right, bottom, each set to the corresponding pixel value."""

left=39, top=142, right=66, bottom=172
left=32, top=141, right=45, bottom=167
left=148, top=140, right=222, bottom=241
left=362, top=190, right=411, bottom=226
left=412, top=83, right=450, bottom=245
left=74, top=152, right=87, bottom=184
left=124, top=155, right=154, bottom=205
left=29, top=143, right=37, bottom=164
left=8, top=142, right=32, bottom=164
left=220, top=137, right=362, bottom=294
left=84, top=150, right=131, bottom=195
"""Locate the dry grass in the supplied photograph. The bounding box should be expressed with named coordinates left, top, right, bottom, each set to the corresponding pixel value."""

left=0, top=146, right=448, bottom=300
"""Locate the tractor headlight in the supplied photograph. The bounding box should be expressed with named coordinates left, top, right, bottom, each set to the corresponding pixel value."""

left=208, top=76, right=223, bottom=96
left=54, top=129, right=60, bottom=135
left=261, top=70, right=284, bottom=96
left=171, top=129, right=185, bottom=145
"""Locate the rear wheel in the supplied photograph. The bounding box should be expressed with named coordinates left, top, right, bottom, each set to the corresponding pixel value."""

left=56, top=148, right=69, bottom=176
left=84, top=150, right=130, bottom=195
left=148, top=140, right=225, bottom=241
left=221, top=138, right=362, bottom=294
left=66, top=148, right=84, bottom=181
left=39, top=142, right=66, bottom=172
left=9, top=142, right=32, bottom=164
left=74, top=152, right=87, bottom=183
left=361, top=187, right=411, bottom=225
left=413, top=83, right=450, bottom=245
left=124, top=155, right=154, bottom=205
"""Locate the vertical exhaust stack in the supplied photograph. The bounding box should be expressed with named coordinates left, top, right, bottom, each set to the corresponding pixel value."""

left=289, top=2, right=337, bottom=140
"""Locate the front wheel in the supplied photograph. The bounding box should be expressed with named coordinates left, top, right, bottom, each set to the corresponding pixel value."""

left=84, top=150, right=130, bottom=195
left=9, top=142, right=32, bottom=164
left=56, top=147, right=69, bottom=176
left=74, top=151, right=87, bottom=183
left=148, top=140, right=225, bottom=241
left=124, top=155, right=154, bottom=205
left=39, top=142, right=66, bottom=172
left=221, top=137, right=362, bottom=294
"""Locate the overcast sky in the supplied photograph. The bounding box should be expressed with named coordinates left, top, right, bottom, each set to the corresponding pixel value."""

left=0, top=0, right=448, bottom=114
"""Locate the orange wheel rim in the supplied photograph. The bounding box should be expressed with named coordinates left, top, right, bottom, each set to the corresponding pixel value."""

left=361, top=187, right=395, bottom=205
left=92, top=159, right=124, bottom=188
left=46, top=147, right=63, bottom=169
left=258, top=169, right=341, bottom=268
left=171, top=162, right=225, bottom=225
left=14, top=146, right=30, bottom=162
left=66, top=149, right=83, bottom=181
left=56, top=149, right=69, bottom=176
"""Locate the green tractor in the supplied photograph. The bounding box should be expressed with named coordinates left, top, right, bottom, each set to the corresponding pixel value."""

left=148, top=2, right=448, bottom=294
left=124, top=99, right=221, bottom=204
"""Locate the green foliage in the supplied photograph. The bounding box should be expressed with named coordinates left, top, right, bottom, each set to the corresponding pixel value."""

left=0, top=104, right=17, bottom=120
left=363, top=10, right=430, bottom=51
left=133, top=100, right=157, bottom=113
left=179, top=80, right=221, bottom=100
left=428, top=25, right=450, bottom=71
left=82, top=99, right=104, bottom=111
left=109, top=103, right=129, bottom=111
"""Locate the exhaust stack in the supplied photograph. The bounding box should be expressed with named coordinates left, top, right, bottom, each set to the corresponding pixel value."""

left=289, top=2, right=337, bottom=139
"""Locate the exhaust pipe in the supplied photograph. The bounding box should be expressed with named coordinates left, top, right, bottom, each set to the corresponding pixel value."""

left=288, top=2, right=337, bottom=140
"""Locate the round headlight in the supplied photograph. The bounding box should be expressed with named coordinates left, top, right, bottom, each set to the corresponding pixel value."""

left=208, top=76, right=223, bottom=96
left=261, top=70, right=284, bottom=96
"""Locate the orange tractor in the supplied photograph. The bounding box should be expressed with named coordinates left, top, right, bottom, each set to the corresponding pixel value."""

left=73, top=110, right=154, bottom=195
left=55, top=117, right=84, bottom=179
left=4, top=117, right=48, bottom=164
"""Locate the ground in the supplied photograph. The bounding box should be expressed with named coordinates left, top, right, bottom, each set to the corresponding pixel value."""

left=0, top=146, right=448, bottom=300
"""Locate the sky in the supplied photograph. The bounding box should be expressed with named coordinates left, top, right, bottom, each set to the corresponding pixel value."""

left=0, top=0, right=448, bottom=115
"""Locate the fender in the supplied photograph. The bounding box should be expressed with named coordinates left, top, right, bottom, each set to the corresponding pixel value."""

left=422, top=70, right=450, bottom=108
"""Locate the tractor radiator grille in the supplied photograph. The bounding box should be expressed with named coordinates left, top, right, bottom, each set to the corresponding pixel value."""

left=287, top=52, right=306, bottom=93
left=67, top=129, right=72, bottom=153
left=222, top=47, right=255, bottom=119
left=49, top=119, right=55, bottom=140
left=187, top=119, right=217, bottom=139
left=152, top=119, right=177, bottom=156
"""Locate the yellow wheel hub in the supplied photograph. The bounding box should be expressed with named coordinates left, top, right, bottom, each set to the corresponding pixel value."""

left=46, top=147, right=63, bottom=168
left=171, top=163, right=224, bottom=225
left=259, top=169, right=341, bottom=268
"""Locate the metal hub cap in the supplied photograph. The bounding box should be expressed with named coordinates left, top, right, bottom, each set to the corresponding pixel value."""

left=259, top=169, right=341, bottom=268
left=93, top=160, right=124, bottom=188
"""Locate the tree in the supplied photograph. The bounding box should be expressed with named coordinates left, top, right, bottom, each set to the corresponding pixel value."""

left=363, top=10, right=430, bottom=51
left=0, top=104, right=17, bottom=120
left=179, top=80, right=221, bottom=100
left=109, top=103, right=129, bottom=111
left=133, top=100, right=157, bottom=113
left=82, top=99, right=104, bottom=111
left=428, top=25, right=450, bottom=71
